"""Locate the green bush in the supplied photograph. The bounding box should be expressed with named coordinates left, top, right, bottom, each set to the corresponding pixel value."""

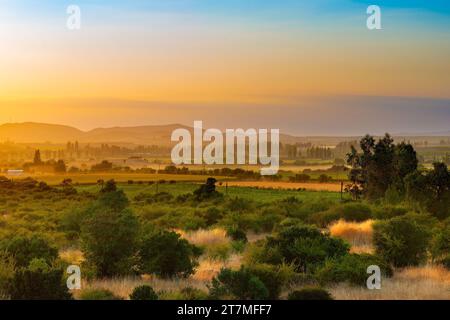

left=139, top=230, right=201, bottom=278
left=255, top=209, right=282, bottom=232
left=202, top=207, right=223, bottom=225
left=129, top=285, right=158, bottom=300
left=372, top=205, right=408, bottom=220
left=226, top=228, right=248, bottom=243
left=60, top=207, right=86, bottom=238
left=79, top=288, right=122, bottom=300
left=9, top=266, right=72, bottom=300
left=208, top=267, right=269, bottom=300
left=373, top=214, right=431, bottom=267
left=0, top=235, right=58, bottom=268
left=225, top=197, right=253, bottom=213
left=310, top=203, right=372, bottom=227
left=205, top=243, right=231, bottom=261
left=163, top=287, right=209, bottom=300
left=287, top=287, right=333, bottom=300
left=262, top=224, right=350, bottom=272
left=315, top=253, right=393, bottom=286
left=0, top=251, right=15, bottom=299
left=430, top=222, right=450, bottom=265
left=193, top=178, right=222, bottom=201
left=438, top=256, right=450, bottom=270
left=81, top=191, right=139, bottom=277
left=247, top=263, right=296, bottom=300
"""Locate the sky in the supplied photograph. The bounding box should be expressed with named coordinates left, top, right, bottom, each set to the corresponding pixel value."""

left=0, top=0, right=449, bottom=135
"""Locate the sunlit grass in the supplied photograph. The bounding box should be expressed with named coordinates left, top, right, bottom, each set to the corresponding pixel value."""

left=329, top=219, right=374, bottom=254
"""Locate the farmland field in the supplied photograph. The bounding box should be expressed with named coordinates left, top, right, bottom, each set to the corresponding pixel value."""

left=0, top=165, right=449, bottom=301
left=18, top=173, right=235, bottom=185
left=226, top=181, right=343, bottom=192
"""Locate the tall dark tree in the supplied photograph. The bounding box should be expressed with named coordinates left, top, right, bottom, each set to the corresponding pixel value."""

left=393, top=142, right=418, bottom=186
left=406, top=162, right=450, bottom=219
left=81, top=190, right=138, bottom=277
left=346, top=134, right=418, bottom=200
left=193, top=177, right=221, bottom=200
left=33, top=150, right=42, bottom=165
left=54, top=160, right=67, bottom=173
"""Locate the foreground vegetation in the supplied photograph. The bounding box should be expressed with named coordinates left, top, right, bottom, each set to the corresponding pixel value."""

left=0, top=135, right=449, bottom=300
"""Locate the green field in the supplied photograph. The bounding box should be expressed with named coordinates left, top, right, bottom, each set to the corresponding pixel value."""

left=19, top=173, right=234, bottom=186
left=76, top=182, right=345, bottom=203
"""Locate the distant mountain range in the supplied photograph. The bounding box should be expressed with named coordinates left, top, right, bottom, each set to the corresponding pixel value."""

left=0, top=122, right=448, bottom=145
left=0, top=122, right=191, bottom=145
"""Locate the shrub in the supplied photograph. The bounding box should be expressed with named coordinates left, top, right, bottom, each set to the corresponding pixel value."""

left=139, top=230, right=201, bottom=278
left=0, top=251, right=15, bottom=299
left=208, top=267, right=269, bottom=300
left=262, top=224, right=349, bottom=272
left=430, top=223, right=450, bottom=265
left=101, top=179, right=117, bottom=193
left=405, top=163, right=450, bottom=219
left=287, top=287, right=333, bottom=300
left=0, top=235, right=58, bottom=268
left=60, top=207, right=86, bottom=238
left=372, top=205, right=408, bottom=220
left=225, top=197, right=253, bottom=213
left=129, top=285, right=158, bottom=300
left=373, top=214, right=431, bottom=267
left=310, top=203, right=372, bottom=227
left=96, top=189, right=129, bottom=211
left=9, top=266, right=72, bottom=300
left=135, top=192, right=174, bottom=204
left=439, top=256, right=450, bottom=270
left=79, top=288, right=121, bottom=300
left=175, top=287, right=209, bottom=300
left=247, top=263, right=296, bottom=300
left=206, top=243, right=231, bottom=261
left=203, top=207, right=223, bottom=225
left=81, top=191, right=139, bottom=277
left=159, top=287, right=208, bottom=300
left=226, top=228, right=248, bottom=243
left=315, top=253, right=393, bottom=286
left=194, top=178, right=222, bottom=201
left=384, top=185, right=403, bottom=204
left=257, top=209, right=283, bottom=232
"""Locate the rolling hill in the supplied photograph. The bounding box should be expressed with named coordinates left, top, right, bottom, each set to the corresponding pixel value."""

left=0, top=122, right=448, bottom=146
left=0, top=122, right=192, bottom=145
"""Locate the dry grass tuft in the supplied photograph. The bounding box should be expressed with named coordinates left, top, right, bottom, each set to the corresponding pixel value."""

left=247, top=232, right=269, bottom=243
left=74, top=252, right=243, bottom=299
left=76, top=276, right=208, bottom=300
left=192, top=254, right=242, bottom=281
left=59, top=248, right=84, bottom=265
left=176, top=228, right=230, bottom=247
left=396, top=265, right=450, bottom=285
left=329, top=265, right=450, bottom=300
left=329, top=219, right=374, bottom=253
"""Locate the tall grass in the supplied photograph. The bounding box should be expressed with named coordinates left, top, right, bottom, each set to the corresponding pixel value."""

left=59, top=248, right=84, bottom=265
left=329, top=265, right=450, bottom=300
left=75, top=254, right=243, bottom=300
left=329, top=219, right=374, bottom=253
left=176, top=228, right=230, bottom=247
left=76, top=276, right=208, bottom=300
